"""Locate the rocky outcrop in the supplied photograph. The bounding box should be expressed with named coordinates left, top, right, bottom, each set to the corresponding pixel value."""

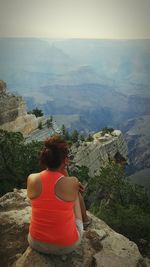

left=0, top=81, right=44, bottom=136
left=0, top=189, right=148, bottom=267
left=71, top=130, right=128, bottom=177
left=124, top=115, right=150, bottom=174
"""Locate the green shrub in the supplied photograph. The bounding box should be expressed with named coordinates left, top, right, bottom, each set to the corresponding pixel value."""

left=85, top=162, right=150, bottom=252
left=38, top=121, right=43, bottom=129
left=101, top=127, right=114, bottom=136
left=0, top=130, right=43, bottom=196
left=28, top=108, right=43, bottom=117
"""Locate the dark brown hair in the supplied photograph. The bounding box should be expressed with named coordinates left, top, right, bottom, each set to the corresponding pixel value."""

left=40, top=135, right=69, bottom=170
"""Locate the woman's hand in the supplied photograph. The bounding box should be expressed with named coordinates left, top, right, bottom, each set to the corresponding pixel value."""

left=78, top=181, right=85, bottom=193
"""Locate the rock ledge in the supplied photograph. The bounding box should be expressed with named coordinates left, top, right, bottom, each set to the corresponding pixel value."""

left=0, top=189, right=148, bottom=267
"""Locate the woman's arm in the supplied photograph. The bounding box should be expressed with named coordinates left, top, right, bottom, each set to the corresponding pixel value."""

left=27, top=173, right=42, bottom=199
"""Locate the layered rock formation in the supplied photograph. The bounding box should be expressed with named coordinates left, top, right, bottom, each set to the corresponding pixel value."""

left=71, top=130, right=128, bottom=177
left=0, top=189, right=149, bottom=267
left=0, top=81, right=43, bottom=136
left=124, top=115, right=150, bottom=173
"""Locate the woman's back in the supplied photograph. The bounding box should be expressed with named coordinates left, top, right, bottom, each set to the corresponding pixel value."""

left=29, top=170, right=79, bottom=246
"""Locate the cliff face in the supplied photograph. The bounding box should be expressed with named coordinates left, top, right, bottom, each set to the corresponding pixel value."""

left=124, top=115, right=150, bottom=173
left=0, top=81, right=43, bottom=136
left=71, top=130, right=128, bottom=177
left=0, top=189, right=147, bottom=267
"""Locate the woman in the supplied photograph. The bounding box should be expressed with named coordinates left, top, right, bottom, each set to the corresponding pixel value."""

left=27, top=135, right=90, bottom=255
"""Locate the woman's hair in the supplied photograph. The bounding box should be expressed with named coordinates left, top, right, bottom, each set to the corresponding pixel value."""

left=40, top=135, right=69, bottom=170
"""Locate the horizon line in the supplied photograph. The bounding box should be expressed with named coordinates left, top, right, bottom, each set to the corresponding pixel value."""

left=0, top=37, right=150, bottom=40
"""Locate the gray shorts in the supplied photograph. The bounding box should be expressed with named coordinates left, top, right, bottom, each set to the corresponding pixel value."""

left=28, top=218, right=83, bottom=255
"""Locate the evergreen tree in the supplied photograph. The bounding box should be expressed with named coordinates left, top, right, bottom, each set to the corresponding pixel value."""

left=79, top=134, right=85, bottom=142
left=71, top=129, right=79, bottom=143
left=85, top=162, right=150, bottom=251
left=101, top=127, right=114, bottom=136
left=86, top=134, right=93, bottom=142
left=38, top=121, right=43, bottom=129
left=50, top=115, right=53, bottom=122
left=29, top=108, right=43, bottom=117
left=46, top=119, right=53, bottom=128
left=0, top=130, right=43, bottom=196
left=61, top=124, right=70, bottom=140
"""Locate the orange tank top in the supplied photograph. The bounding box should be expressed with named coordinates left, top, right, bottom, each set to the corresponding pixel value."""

left=29, top=170, right=79, bottom=246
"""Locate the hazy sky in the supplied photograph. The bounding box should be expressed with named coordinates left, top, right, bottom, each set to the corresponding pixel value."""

left=0, top=0, right=150, bottom=39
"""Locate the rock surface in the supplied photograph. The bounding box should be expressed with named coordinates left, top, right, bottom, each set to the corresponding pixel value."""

left=0, top=80, right=44, bottom=136
left=71, top=130, right=128, bottom=177
left=0, top=189, right=147, bottom=267
left=125, top=115, right=150, bottom=173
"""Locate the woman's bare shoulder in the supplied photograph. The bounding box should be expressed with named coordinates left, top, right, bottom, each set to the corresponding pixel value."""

left=28, top=173, right=40, bottom=181
left=55, top=176, right=79, bottom=201
left=27, top=173, right=41, bottom=199
left=63, top=176, right=79, bottom=186
left=61, top=176, right=80, bottom=193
